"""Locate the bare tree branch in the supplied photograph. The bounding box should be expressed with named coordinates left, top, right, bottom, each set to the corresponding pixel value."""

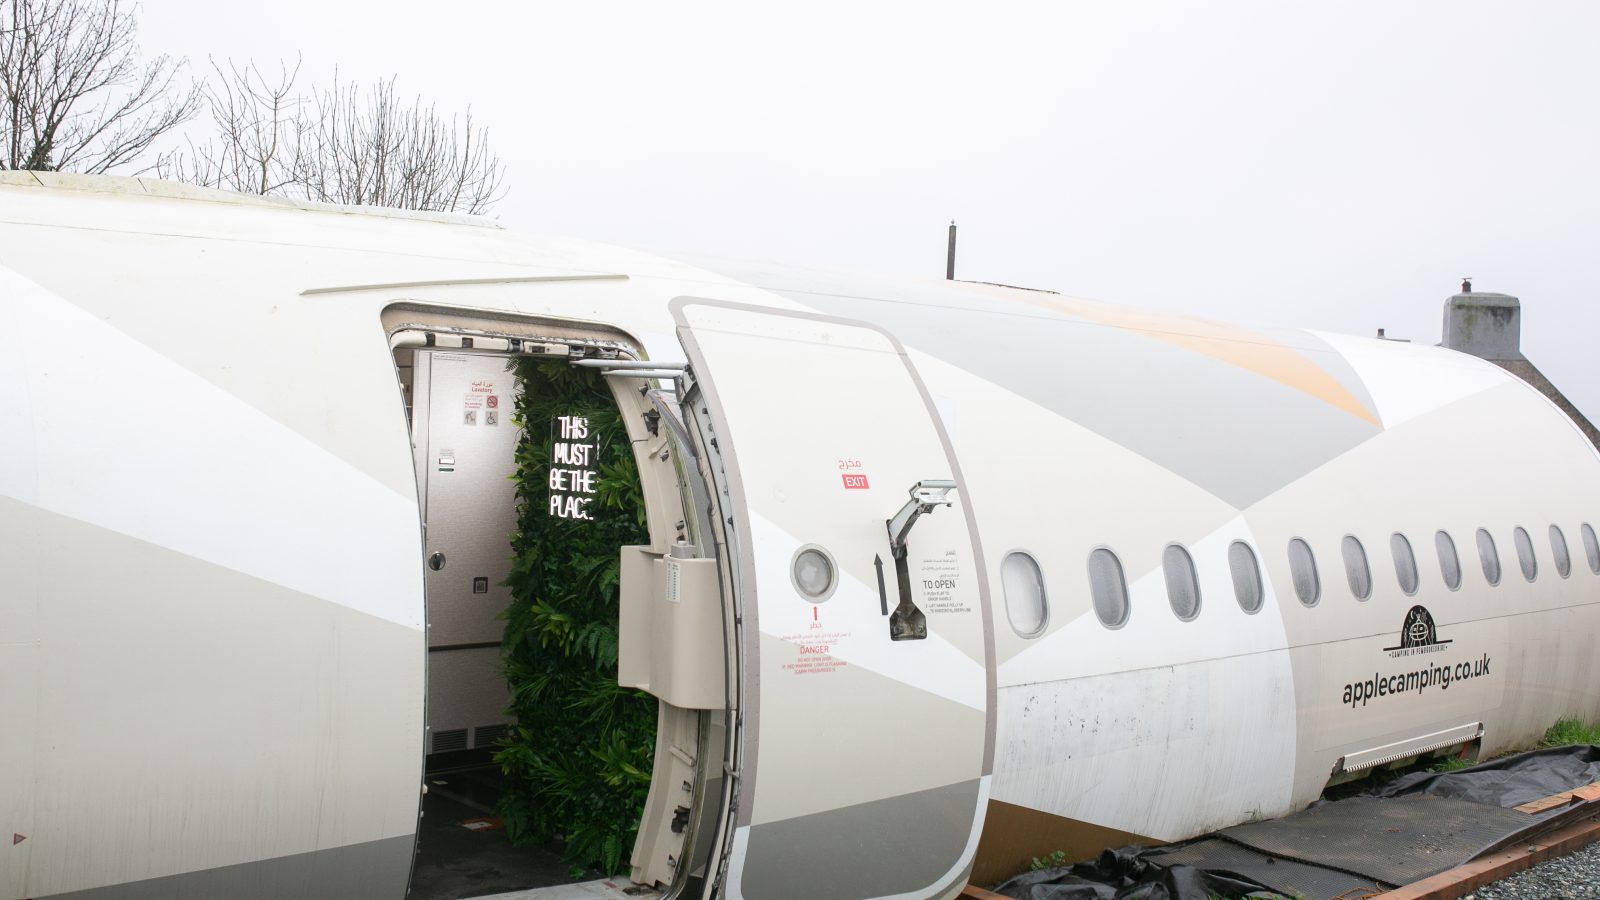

left=154, top=55, right=304, bottom=194
left=0, top=0, right=200, bottom=172
left=295, top=69, right=506, bottom=214
left=160, top=59, right=506, bottom=215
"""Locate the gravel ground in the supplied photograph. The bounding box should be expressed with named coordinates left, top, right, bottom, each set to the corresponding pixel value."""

left=1469, top=840, right=1600, bottom=900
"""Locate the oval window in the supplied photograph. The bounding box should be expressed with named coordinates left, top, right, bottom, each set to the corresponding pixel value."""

left=1162, top=544, right=1201, bottom=621
left=1584, top=523, right=1600, bottom=575
left=1087, top=548, right=1129, bottom=628
left=1391, top=533, right=1419, bottom=596
left=1088, top=547, right=1126, bottom=624
left=1002, top=551, right=1048, bottom=637
left=1436, top=531, right=1462, bottom=591
left=1288, top=538, right=1320, bottom=606
left=1228, top=540, right=1263, bottom=614
left=1513, top=526, right=1537, bottom=582
left=1341, top=536, right=1372, bottom=600
left=1550, top=525, right=1572, bottom=578
left=1477, top=528, right=1502, bottom=586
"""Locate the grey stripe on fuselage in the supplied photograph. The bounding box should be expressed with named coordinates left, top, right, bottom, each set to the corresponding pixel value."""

left=39, top=835, right=414, bottom=900
left=740, top=779, right=981, bottom=900
left=691, top=260, right=1382, bottom=509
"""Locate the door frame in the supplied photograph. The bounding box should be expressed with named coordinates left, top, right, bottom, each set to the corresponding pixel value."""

left=384, top=302, right=730, bottom=899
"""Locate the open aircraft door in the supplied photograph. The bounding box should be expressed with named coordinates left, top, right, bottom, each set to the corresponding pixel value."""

left=675, top=299, right=995, bottom=900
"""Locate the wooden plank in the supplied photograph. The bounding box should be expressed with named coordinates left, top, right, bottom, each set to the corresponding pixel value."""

left=958, top=885, right=1010, bottom=900
left=1514, top=779, right=1600, bottom=814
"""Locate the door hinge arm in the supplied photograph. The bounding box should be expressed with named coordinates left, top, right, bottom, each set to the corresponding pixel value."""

left=884, top=480, right=957, bottom=641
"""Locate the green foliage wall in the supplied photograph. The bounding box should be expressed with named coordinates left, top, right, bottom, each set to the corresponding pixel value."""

left=497, top=358, right=657, bottom=875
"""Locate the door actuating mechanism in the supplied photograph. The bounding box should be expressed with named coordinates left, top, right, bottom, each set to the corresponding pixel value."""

left=884, top=480, right=958, bottom=641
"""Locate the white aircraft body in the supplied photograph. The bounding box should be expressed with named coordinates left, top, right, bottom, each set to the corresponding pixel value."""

left=2, top=173, right=1598, bottom=899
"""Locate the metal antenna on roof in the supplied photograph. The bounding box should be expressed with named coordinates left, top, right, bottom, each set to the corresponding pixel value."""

left=946, top=220, right=957, bottom=281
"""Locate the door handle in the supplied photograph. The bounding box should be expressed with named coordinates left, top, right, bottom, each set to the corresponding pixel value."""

left=429, top=552, right=446, bottom=571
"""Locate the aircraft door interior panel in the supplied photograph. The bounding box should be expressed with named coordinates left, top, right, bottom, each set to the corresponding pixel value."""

left=414, top=351, right=521, bottom=752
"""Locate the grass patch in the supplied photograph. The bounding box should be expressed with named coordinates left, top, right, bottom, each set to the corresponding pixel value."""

left=1541, top=717, right=1600, bottom=748
left=1028, top=850, right=1069, bottom=871
left=1423, top=717, right=1600, bottom=774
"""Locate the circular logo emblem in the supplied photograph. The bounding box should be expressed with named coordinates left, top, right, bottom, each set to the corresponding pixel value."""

left=1408, top=620, right=1430, bottom=643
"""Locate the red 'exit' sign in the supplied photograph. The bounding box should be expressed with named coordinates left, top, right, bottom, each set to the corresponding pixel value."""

left=841, top=474, right=870, bottom=490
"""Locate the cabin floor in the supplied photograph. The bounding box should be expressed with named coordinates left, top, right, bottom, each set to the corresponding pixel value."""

left=477, top=878, right=664, bottom=899
left=410, top=765, right=587, bottom=900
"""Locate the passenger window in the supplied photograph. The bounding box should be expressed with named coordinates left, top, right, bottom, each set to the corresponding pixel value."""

left=1162, top=544, right=1201, bottom=621
left=1341, top=536, right=1372, bottom=600
left=1087, top=548, right=1129, bottom=628
left=1228, top=540, right=1263, bottom=614
left=1435, top=531, right=1462, bottom=591
left=1584, top=523, right=1600, bottom=575
left=1288, top=538, right=1320, bottom=606
left=1476, top=529, right=1501, bottom=586
left=1001, top=551, right=1048, bottom=637
left=1513, top=526, right=1537, bottom=582
left=1550, top=525, right=1572, bottom=578
left=1391, top=533, right=1419, bottom=596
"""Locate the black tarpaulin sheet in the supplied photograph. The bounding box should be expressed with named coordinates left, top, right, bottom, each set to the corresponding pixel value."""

left=1145, top=839, right=1383, bottom=900
left=990, top=746, right=1600, bottom=899
left=991, top=847, right=1288, bottom=900
left=1371, top=744, right=1600, bottom=810
left=1210, top=794, right=1532, bottom=885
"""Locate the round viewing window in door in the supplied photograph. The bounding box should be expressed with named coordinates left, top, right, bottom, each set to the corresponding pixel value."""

left=791, top=545, right=838, bottom=602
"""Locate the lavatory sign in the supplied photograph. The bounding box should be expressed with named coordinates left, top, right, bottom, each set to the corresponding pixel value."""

left=463, top=379, right=500, bottom=426
left=549, top=415, right=599, bottom=520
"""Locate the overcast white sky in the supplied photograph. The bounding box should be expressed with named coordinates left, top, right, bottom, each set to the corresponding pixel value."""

left=141, top=2, right=1600, bottom=422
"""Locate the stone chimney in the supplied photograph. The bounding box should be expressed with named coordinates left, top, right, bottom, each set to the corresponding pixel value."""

left=1441, top=285, right=1600, bottom=451
left=1442, top=289, right=1522, bottom=361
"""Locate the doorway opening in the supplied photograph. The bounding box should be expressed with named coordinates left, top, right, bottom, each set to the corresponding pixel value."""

left=389, top=308, right=730, bottom=900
